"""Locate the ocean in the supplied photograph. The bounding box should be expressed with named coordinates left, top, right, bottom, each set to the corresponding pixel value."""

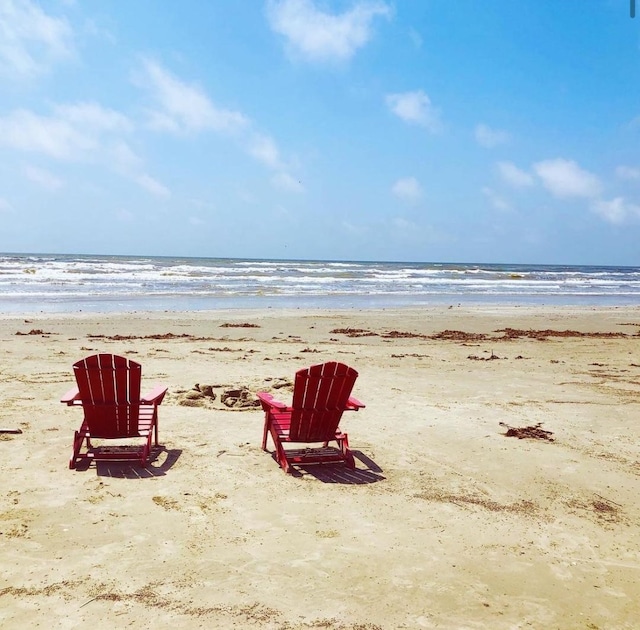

left=0, top=253, right=639, bottom=313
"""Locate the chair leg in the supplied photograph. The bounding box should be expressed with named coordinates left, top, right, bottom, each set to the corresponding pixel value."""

left=277, top=448, right=290, bottom=473
left=69, top=430, right=83, bottom=469
left=272, top=436, right=290, bottom=473
left=344, top=449, right=355, bottom=469
left=153, top=411, right=159, bottom=446
left=141, top=432, right=152, bottom=466
left=261, top=415, right=270, bottom=451
left=338, top=433, right=355, bottom=469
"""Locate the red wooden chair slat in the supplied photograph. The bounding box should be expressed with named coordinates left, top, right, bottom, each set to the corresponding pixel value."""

left=258, top=362, right=364, bottom=473
left=62, top=354, right=167, bottom=469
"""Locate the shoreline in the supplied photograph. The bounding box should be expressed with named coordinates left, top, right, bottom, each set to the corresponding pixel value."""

left=2, top=293, right=640, bottom=315
left=3, top=301, right=640, bottom=317
left=2, top=305, right=640, bottom=628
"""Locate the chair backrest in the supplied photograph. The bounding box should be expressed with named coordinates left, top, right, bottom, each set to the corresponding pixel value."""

left=289, top=362, right=358, bottom=442
left=73, top=354, right=142, bottom=438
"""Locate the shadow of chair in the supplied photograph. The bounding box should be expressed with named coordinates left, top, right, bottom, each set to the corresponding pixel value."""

left=291, top=450, right=385, bottom=484
left=74, top=447, right=183, bottom=478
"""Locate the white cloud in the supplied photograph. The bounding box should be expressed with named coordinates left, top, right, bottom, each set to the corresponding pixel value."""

left=475, top=124, right=509, bottom=148
left=533, top=158, right=602, bottom=198
left=0, top=109, right=87, bottom=159
left=105, top=140, right=171, bottom=198
left=482, top=186, right=510, bottom=211
left=23, top=164, right=63, bottom=190
left=136, top=59, right=300, bottom=190
left=248, top=133, right=282, bottom=170
left=267, top=0, right=391, bottom=63
left=106, top=141, right=170, bottom=197
left=616, top=165, right=640, bottom=181
left=592, top=197, right=640, bottom=224
left=386, top=90, right=441, bottom=132
left=137, top=59, right=249, bottom=134
left=0, top=103, right=132, bottom=160
left=248, top=134, right=303, bottom=192
left=0, top=103, right=169, bottom=198
left=341, top=220, right=367, bottom=235
left=108, top=140, right=143, bottom=171
left=246, top=131, right=303, bottom=192
left=0, top=0, right=73, bottom=77
left=55, top=102, right=131, bottom=132
left=134, top=174, right=170, bottom=198
left=497, top=161, right=534, bottom=188
left=83, top=17, right=116, bottom=44
left=272, top=171, right=304, bottom=192
left=392, top=177, right=423, bottom=203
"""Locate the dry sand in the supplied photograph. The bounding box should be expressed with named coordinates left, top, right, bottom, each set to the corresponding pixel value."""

left=1, top=305, right=640, bottom=629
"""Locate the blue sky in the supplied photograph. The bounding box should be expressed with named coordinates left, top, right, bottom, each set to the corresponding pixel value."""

left=1, top=0, right=639, bottom=265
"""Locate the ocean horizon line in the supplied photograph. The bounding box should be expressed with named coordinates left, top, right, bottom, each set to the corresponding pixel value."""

left=2, top=250, right=638, bottom=271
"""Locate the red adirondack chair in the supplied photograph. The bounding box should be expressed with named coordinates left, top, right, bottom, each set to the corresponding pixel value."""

left=61, top=354, right=167, bottom=469
left=257, top=361, right=365, bottom=473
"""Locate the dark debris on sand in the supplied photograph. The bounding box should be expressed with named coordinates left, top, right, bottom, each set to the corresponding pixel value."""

left=467, top=351, right=502, bottom=361
left=431, top=330, right=486, bottom=341
left=494, top=328, right=627, bottom=341
left=499, top=421, right=554, bottom=442
left=330, top=327, right=378, bottom=337
left=15, top=329, right=52, bottom=335
left=329, top=327, right=632, bottom=342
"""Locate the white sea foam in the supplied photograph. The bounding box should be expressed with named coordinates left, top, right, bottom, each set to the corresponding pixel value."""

left=0, top=253, right=639, bottom=312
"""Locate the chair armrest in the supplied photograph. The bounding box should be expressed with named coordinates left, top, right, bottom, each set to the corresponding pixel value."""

left=346, top=396, right=365, bottom=410
left=257, top=392, right=289, bottom=410
left=61, top=387, right=81, bottom=405
left=141, top=385, right=168, bottom=405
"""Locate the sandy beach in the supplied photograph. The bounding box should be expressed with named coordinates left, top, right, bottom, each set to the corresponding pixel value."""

left=1, top=305, right=640, bottom=629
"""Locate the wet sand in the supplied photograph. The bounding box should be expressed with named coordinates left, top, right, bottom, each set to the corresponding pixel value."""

left=1, top=305, right=640, bottom=629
